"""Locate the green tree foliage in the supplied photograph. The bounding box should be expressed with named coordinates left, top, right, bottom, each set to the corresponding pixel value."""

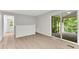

left=52, top=16, right=77, bottom=33
left=63, top=17, right=77, bottom=32
left=52, top=16, right=60, bottom=33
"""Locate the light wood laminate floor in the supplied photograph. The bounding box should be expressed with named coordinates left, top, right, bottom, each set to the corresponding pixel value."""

left=0, top=33, right=79, bottom=49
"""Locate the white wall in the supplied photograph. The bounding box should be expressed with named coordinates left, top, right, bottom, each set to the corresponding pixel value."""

left=36, top=10, right=63, bottom=36
left=14, top=14, right=36, bottom=37
left=16, top=25, right=35, bottom=38
left=1, top=11, right=36, bottom=25
left=1, top=11, right=36, bottom=37
left=15, top=14, right=36, bottom=25
left=3, top=15, right=7, bottom=35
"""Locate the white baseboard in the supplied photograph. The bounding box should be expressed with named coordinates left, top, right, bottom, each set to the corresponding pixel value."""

left=16, top=33, right=35, bottom=38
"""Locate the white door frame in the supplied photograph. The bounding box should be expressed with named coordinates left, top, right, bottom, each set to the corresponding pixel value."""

left=77, top=11, right=79, bottom=45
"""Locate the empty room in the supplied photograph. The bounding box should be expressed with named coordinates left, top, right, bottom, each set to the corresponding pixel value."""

left=0, top=10, right=79, bottom=49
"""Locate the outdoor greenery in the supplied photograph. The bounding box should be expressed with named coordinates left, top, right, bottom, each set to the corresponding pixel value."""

left=63, top=17, right=77, bottom=32
left=52, top=16, right=60, bottom=33
left=8, top=19, right=14, bottom=27
left=52, top=16, right=77, bottom=33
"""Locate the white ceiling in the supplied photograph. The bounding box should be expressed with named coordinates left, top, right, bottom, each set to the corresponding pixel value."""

left=2, top=10, right=52, bottom=16
left=62, top=10, right=77, bottom=17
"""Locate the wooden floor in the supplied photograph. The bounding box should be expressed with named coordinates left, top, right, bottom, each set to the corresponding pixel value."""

left=0, top=33, right=79, bottom=49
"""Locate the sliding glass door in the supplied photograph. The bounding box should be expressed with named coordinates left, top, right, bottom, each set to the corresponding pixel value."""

left=62, top=11, right=77, bottom=42
left=51, top=11, right=77, bottom=43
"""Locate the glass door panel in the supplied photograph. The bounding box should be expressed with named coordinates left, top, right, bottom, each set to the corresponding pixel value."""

left=51, top=16, right=61, bottom=38
left=62, top=11, right=77, bottom=43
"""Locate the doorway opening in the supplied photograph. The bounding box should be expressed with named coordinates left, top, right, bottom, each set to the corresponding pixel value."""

left=3, top=15, right=14, bottom=40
